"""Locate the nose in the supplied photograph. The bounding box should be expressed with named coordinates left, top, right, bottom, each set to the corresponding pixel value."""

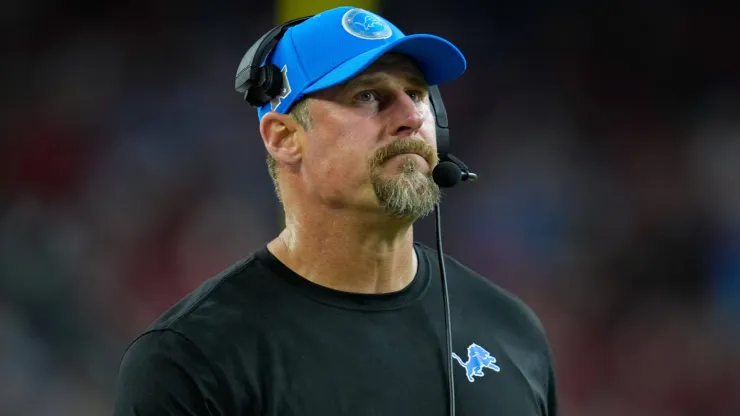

left=387, top=92, right=424, bottom=138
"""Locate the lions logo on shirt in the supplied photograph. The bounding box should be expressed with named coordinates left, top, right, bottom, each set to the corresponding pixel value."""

left=452, top=343, right=501, bottom=382
left=341, top=8, right=393, bottom=40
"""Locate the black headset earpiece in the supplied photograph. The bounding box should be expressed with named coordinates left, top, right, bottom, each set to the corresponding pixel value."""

left=428, top=85, right=449, bottom=156
left=235, top=16, right=310, bottom=107
left=428, top=85, right=477, bottom=186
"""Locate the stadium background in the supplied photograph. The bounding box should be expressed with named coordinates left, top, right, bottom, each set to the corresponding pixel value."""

left=2, top=0, right=739, bottom=414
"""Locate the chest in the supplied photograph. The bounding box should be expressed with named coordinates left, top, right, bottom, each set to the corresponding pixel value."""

left=241, top=309, right=546, bottom=416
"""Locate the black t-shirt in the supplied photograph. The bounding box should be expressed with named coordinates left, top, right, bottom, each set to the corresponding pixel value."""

left=114, top=242, right=558, bottom=415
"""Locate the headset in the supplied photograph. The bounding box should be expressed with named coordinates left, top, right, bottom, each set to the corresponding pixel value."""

left=235, top=15, right=477, bottom=416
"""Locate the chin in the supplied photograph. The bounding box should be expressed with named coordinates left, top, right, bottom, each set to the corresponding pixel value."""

left=370, top=161, right=441, bottom=219
left=384, top=154, right=429, bottom=175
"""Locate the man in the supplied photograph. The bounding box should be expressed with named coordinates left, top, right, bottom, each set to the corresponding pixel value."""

left=114, top=6, right=558, bottom=415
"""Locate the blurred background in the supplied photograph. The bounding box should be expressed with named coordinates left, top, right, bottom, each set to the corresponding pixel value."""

left=2, top=0, right=739, bottom=414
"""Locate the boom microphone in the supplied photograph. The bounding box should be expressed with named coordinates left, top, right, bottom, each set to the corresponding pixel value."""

left=433, top=161, right=462, bottom=188
left=433, top=159, right=478, bottom=188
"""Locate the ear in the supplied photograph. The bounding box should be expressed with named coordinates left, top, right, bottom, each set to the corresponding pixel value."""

left=259, top=111, right=303, bottom=167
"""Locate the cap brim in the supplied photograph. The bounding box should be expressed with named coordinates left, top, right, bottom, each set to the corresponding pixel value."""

left=301, top=34, right=466, bottom=95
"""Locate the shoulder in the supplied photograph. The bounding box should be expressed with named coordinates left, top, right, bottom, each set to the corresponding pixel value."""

left=114, top=329, right=231, bottom=415
left=146, top=248, right=273, bottom=333
left=118, top=251, right=256, bottom=373
left=115, top=250, right=276, bottom=414
left=416, top=242, right=550, bottom=348
left=127, top=247, right=281, bottom=363
left=118, top=329, right=208, bottom=376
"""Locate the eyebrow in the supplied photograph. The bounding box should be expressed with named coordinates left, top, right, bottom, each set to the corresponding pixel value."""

left=345, top=73, right=429, bottom=91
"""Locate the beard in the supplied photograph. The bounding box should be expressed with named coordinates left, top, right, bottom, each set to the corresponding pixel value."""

left=369, top=138, right=441, bottom=219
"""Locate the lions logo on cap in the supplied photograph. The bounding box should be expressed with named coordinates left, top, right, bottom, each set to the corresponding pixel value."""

left=341, top=8, right=392, bottom=40
left=270, top=65, right=291, bottom=111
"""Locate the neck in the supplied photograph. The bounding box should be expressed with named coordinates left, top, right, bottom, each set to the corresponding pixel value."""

left=267, top=205, right=418, bottom=294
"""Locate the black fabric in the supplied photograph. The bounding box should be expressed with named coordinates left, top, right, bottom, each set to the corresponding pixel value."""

left=114, top=242, right=558, bottom=415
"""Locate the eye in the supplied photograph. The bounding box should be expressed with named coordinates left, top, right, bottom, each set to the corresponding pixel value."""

left=356, top=90, right=379, bottom=103
left=407, top=90, right=423, bottom=102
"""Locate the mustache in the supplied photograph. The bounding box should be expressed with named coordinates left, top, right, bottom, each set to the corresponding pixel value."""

left=369, top=138, right=439, bottom=169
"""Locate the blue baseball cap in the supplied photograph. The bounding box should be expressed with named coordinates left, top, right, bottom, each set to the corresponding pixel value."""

left=248, top=6, right=467, bottom=120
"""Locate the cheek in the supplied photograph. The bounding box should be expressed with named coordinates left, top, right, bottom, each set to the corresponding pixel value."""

left=303, top=124, right=370, bottom=187
left=421, top=116, right=438, bottom=152
left=328, top=131, right=371, bottom=180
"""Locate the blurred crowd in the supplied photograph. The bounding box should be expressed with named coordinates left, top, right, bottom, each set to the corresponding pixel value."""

left=1, top=1, right=739, bottom=415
